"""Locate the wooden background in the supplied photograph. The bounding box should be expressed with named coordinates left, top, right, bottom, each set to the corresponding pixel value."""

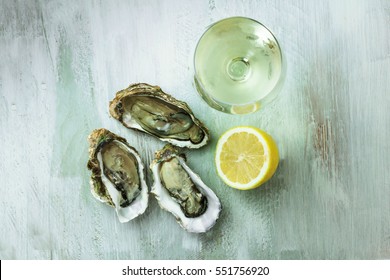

left=1, top=0, right=389, bottom=259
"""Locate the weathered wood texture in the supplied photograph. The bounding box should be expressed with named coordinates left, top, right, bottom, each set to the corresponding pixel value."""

left=0, top=0, right=389, bottom=259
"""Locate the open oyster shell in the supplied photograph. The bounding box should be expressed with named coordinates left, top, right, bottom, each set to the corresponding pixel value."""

left=150, top=144, right=221, bottom=233
left=87, top=128, right=148, bottom=223
left=109, top=83, right=210, bottom=149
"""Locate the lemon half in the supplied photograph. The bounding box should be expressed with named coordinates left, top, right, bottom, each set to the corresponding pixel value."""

left=215, top=126, right=279, bottom=190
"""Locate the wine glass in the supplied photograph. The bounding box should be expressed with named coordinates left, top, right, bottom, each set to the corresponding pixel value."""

left=194, top=17, right=285, bottom=114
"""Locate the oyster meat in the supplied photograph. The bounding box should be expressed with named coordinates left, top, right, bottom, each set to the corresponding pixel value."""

left=87, top=128, right=148, bottom=223
left=109, top=83, right=210, bottom=149
left=150, top=144, right=221, bottom=232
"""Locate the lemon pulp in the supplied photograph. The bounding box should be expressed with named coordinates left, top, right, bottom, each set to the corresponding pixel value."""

left=215, top=126, right=279, bottom=190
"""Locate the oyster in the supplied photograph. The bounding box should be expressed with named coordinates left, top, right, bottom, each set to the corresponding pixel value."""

left=87, top=128, right=148, bottom=223
left=150, top=144, right=221, bottom=233
left=109, top=83, right=209, bottom=149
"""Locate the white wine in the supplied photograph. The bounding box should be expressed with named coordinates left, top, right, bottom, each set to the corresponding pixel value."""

left=194, top=17, right=284, bottom=114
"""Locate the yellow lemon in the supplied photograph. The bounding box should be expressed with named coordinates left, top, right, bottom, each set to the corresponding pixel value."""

left=215, top=126, right=279, bottom=190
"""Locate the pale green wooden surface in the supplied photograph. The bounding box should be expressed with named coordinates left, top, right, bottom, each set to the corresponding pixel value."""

left=1, top=0, right=389, bottom=259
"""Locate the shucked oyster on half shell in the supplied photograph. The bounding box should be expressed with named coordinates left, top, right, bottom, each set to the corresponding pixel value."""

left=150, top=144, right=221, bottom=233
left=109, top=83, right=210, bottom=149
left=87, top=128, right=148, bottom=223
